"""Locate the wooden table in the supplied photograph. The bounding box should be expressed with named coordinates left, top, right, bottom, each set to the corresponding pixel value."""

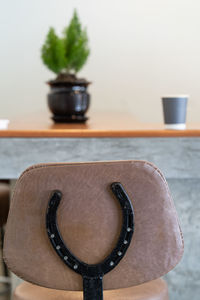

left=1, top=112, right=200, bottom=138
left=0, top=112, right=199, bottom=300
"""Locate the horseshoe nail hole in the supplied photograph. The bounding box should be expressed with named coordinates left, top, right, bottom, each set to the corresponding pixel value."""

left=73, top=264, right=78, bottom=270
left=56, top=245, right=61, bottom=250
left=110, top=261, right=114, bottom=266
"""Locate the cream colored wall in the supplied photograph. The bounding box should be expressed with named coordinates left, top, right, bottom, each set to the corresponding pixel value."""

left=0, top=0, right=200, bottom=123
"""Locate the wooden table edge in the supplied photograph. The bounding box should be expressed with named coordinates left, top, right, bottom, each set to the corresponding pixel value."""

left=1, top=129, right=200, bottom=138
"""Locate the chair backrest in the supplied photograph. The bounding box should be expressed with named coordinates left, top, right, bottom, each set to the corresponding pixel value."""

left=4, top=160, right=183, bottom=292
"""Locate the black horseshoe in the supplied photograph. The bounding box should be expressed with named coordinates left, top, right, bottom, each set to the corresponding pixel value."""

left=46, top=182, right=134, bottom=300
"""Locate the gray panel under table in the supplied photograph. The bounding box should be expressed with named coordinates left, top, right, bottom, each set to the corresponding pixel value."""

left=1, top=137, right=200, bottom=300
left=0, top=137, right=200, bottom=179
left=165, top=179, right=200, bottom=300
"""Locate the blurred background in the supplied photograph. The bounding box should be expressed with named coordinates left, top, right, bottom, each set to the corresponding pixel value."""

left=1, top=0, right=200, bottom=122
left=1, top=2, right=200, bottom=300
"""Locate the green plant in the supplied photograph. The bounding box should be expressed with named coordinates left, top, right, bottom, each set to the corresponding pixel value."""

left=41, top=10, right=90, bottom=76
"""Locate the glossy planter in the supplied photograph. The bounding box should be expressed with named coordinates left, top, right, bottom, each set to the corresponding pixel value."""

left=48, top=85, right=90, bottom=123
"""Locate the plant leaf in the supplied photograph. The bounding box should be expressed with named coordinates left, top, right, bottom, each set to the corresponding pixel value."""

left=41, top=27, right=67, bottom=74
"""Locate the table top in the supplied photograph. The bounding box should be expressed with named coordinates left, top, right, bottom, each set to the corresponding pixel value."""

left=0, top=112, right=200, bottom=138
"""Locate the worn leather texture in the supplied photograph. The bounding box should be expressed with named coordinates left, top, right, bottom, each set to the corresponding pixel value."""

left=13, top=278, right=169, bottom=300
left=4, top=160, right=183, bottom=290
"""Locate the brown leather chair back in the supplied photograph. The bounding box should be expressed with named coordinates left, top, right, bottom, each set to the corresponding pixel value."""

left=4, top=161, right=183, bottom=291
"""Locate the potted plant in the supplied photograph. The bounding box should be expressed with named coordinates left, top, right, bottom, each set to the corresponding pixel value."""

left=41, top=10, right=90, bottom=122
